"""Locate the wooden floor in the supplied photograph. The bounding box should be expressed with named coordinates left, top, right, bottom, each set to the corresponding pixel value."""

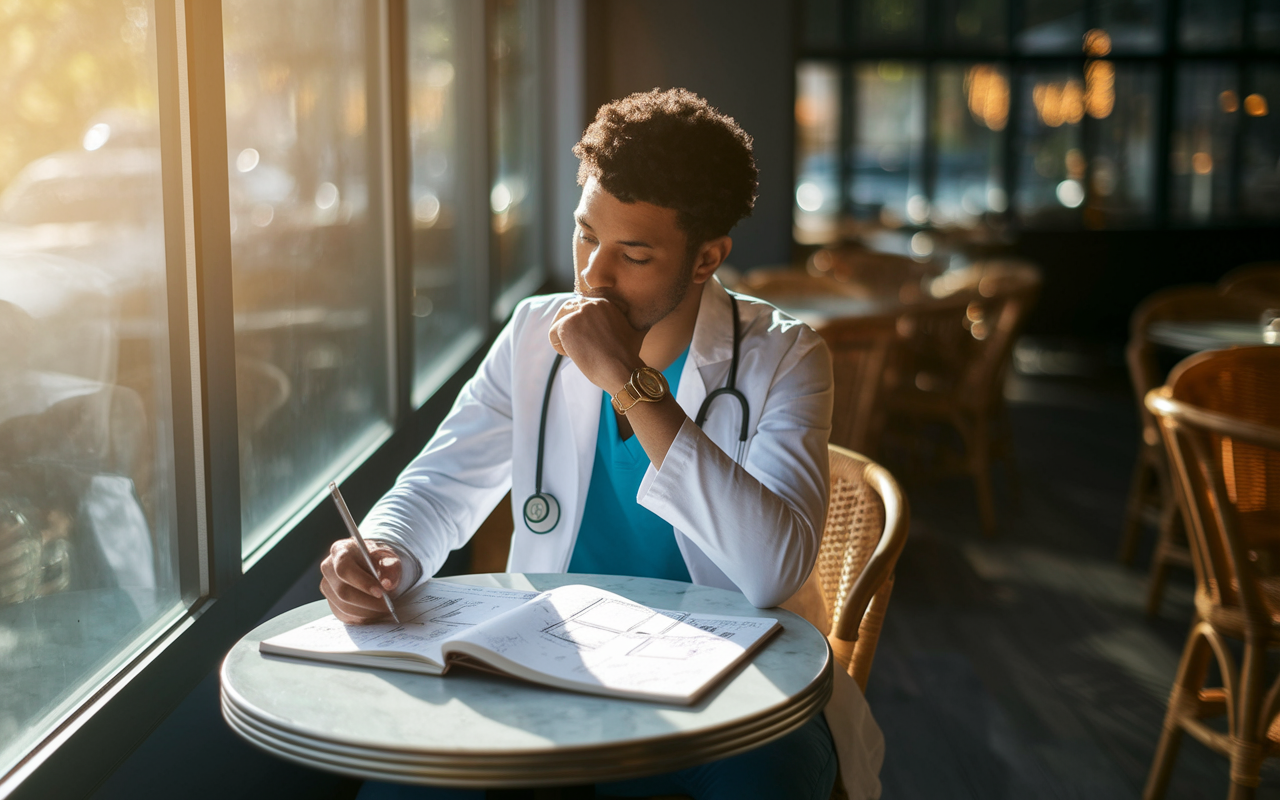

left=868, top=375, right=1280, bottom=799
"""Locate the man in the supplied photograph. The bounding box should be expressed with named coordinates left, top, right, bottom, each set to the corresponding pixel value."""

left=322, top=88, right=882, bottom=800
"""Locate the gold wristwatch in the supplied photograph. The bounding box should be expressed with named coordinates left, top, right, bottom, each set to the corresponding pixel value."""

left=611, top=366, right=668, bottom=415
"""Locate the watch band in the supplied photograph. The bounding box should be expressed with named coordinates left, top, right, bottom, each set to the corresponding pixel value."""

left=611, top=366, right=667, bottom=415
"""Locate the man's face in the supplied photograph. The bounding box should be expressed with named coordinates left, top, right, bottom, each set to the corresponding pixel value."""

left=572, top=176, right=695, bottom=332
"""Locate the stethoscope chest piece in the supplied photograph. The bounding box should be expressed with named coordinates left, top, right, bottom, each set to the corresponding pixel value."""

left=523, top=491, right=560, bottom=534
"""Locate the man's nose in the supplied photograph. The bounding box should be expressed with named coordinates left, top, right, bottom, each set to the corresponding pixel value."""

left=581, top=248, right=617, bottom=289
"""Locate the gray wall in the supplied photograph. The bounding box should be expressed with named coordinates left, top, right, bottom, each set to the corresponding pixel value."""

left=586, top=0, right=797, bottom=269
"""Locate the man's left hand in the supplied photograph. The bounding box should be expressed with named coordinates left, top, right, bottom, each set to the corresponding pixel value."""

left=548, top=297, right=645, bottom=392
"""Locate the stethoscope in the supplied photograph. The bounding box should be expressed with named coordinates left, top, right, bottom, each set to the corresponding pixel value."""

left=523, top=295, right=749, bottom=534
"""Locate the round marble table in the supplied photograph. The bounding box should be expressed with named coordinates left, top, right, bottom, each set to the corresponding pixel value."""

left=220, top=573, right=832, bottom=789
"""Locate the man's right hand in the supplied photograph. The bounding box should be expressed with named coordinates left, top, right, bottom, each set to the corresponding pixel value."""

left=319, top=539, right=404, bottom=624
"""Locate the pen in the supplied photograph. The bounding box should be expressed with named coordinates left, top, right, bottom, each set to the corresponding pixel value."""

left=328, top=481, right=400, bottom=623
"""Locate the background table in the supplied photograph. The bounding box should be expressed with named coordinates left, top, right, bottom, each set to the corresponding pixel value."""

left=1146, top=320, right=1278, bottom=352
left=220, top=573, right=832, bottom=789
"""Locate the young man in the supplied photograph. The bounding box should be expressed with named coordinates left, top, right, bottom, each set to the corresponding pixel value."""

left=321, top=88, right=882, bottom=800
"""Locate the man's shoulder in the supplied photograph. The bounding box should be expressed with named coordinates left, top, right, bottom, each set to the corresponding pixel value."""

left=733, top=293, right=828, bottom=355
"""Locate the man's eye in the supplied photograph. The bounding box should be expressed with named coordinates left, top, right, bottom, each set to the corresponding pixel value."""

left=577, top=231, right=597, bottom=244
left=623, top=254, right=651, bottom=265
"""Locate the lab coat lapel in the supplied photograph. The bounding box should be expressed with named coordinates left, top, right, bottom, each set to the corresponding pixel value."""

left=676, top=277, right=737, bottom=420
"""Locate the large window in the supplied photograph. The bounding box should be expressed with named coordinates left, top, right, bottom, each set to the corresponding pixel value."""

left=0, top=0, right=553, bottom=790
left=796, top=0, right=1280, bottom=235
left=0, top=0, right=182, bottom=772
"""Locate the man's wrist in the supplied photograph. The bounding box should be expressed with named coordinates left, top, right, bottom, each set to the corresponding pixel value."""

left=607, top=358, right=646, bottom=397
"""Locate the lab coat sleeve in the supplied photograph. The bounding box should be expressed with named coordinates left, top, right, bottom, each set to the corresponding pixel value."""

left=639, top=326, right=833, bottom=608
left=358, top=304, right=524, bottom=589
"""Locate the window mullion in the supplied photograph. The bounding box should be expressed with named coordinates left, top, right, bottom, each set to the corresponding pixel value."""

left=181, top=0, right=243, bottom=595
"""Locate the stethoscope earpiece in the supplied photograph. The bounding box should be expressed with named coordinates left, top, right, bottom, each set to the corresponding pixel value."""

left=523, top=295, right=748, bottom=534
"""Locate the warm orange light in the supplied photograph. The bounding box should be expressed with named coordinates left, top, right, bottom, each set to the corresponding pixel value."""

left=1083, top=29, right=1112, bottom=57
left=1244, top=93, right=1269, bottom=117
left=1192, top=152, right=1213, bottom=174
left=1065, top=148, right=1086, bottom=180
left=1219, top=90, right=1239, bottom=113
left=1085, top=60, right=1115, bottom=119
left=1033, top=79, right=1084, bottom=127
left=965, top=65, right=1009, bottom=131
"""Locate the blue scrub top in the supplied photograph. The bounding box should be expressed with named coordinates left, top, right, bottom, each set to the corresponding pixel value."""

left=568, top=348, right=692, bottom=582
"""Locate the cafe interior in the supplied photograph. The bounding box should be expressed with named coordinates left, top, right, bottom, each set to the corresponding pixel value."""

left=0, top=0, right=1278, bottom=798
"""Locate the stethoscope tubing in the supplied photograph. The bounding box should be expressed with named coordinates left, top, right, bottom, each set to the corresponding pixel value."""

left=528, top=295, right=748, bottom=530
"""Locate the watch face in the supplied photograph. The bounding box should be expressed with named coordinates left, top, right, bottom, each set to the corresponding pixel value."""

left=636, top=368, right=663, bottom=398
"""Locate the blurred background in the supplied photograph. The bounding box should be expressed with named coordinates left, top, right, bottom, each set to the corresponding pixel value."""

left=0, top=1, right=1277, bottom=799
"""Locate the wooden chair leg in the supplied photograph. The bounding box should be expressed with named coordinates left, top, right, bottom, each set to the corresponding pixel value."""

left=1120, top=456, right=1154, bottom=565
left=1145, top=501, right=1187, bottom=618
left=1144, top=627, right=1213, bottom=800
left=1227, top=642, right=1267, bottom=800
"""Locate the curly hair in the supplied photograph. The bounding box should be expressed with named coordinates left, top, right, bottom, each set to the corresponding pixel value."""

left=574, top=88, right=758, bottom=252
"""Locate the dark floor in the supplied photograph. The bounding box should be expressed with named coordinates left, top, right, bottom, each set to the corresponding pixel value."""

left=867, top=373, right=1280, bottom=799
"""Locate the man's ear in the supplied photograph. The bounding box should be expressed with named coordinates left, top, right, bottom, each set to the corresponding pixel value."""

left=691, top=236, right=732, bottom=285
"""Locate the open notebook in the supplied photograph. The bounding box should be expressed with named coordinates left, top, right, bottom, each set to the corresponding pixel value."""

left=260, top=580, right=781, bottom=705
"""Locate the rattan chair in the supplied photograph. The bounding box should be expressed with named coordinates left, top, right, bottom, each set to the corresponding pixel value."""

left=1143, top=346, right=1280, bottom=800
left=1218, top=262, right=1280, bottom=303
left=1120, top=286, right=1272, bottom=616
left=738, top=265, right=868, bottom=299
left=816, top=444, right=911, bottom=690
left=807, top=244, right=942, bottom=303
left=886, top=260, right=1042, bottom=534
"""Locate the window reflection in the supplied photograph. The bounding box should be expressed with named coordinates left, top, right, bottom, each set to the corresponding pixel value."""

left=1085, top=63, right=1158, bottom=226
left=1171, top=63, right=1239, bottom=223
left=858, top=0, right=925, bottom=46
left=223, top=0, right=392, bottom=554
left=851, top=62, right=926, bottom=226
left=1097, top=0, right=1163, bottom=52
left=1181, top=0, right=1244, bottom=50
left=1017, top=65, right=1085, bottom=224
left=490, top=0, right=541, bottom=305
left=408, top=0, right=482, bottom=403
left=941, top=0, right=1007, bottom=50
left=795, top=62, right=842, bottom=243
left=1240, top=67, right=1280, bottom=218
left=1018, top=0, right=1085, bottom=53
left=934, top=63, right=1007, bottom=224
left=0, top=0, right=180, bottom=775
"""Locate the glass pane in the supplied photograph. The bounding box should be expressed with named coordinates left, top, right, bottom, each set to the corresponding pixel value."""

left=1018, top=0, right=1085, bottom=52
left=0, top=0, right=181, bottom=773
left=795, top=62, right=842, bottom=244
left=1084, top=62, right=1158, bottom=226
left=1170, top=63, right=1239, bottom=223
left=1181, top=0, right=1243, bottom=50
left=1016, top=65, right=1085, bottom=225
left=490, top=0, right=541, bottom=304
left=933, top=64, right=1008, bottom=224
left=858, top=0, right=926, bottom=47
left=1096, top=0, right=1163, bottom=52
left=850, top=61, right=927, bottom=226
left=942, top=0, right=1008, bottom=50
left=802, top=0, right=843, bottom=50
left=223, top=0, right=392, bottom=554
left=408, top=0, right=483, bottom=404
left=1240, top=66, right=1280, bottom=218
left=1257, top=0, right=1280, bottom=50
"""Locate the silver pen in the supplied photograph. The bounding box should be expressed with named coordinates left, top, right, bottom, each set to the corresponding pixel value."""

left=328, top=481, right=400, bottom=623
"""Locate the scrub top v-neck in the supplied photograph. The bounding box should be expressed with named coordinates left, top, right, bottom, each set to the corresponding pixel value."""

left=567, top=348, right=692, bottom=582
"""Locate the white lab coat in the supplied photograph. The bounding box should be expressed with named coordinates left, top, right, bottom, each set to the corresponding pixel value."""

left=364, top=277, right=883, bottom=799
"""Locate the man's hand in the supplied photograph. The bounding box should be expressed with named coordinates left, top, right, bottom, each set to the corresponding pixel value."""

left=319, top=539, right=404, bottom=624
left=548, top=297, right=645, bottom=392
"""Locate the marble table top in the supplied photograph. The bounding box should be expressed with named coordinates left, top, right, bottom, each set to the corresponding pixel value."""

left=220, top=573, right=832, bottom=788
